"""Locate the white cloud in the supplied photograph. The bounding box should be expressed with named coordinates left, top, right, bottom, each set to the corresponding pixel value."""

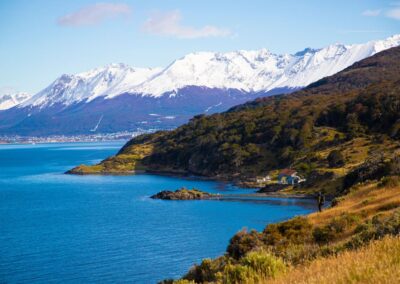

left=142, top=10, right=231, bottom=39
left=362, top=9, right=381, bottom=17
left=386, top=7, right=400, bottom=19
left=58, top=3, right=131, bottom=26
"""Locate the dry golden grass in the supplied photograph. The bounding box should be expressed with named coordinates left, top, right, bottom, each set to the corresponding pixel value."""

left=310, top=127, right=345, bottom=149
left=340, top=138, right=372, bottom=169
left=69, top=143, right=154, bottom=174
left=308, top=182, right=400, bottom=227
left=270, top=236, right=400, bottom=284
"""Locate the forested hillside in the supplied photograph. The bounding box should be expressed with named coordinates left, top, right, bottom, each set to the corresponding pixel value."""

left=69, top=46, right=400, bottom=196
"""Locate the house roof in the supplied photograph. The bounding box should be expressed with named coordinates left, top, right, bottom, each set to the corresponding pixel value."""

left=279, top=169, right=297, bottom=176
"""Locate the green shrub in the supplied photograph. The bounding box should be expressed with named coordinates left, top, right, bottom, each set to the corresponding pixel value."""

left=270, top=243, right=321, bottom=265
left=184, top=257, right=226, bottom=283
left=220, top=263, right=254, bottom=283
left=327, top=150, right=345, bottom=168
left=342, top=156, right=390, bottom=194
left=240, top=250, right=286, bottom=278
left=227, top=229, right=264, bottom=260
left=313, top=226, right=336, bottom=244
left=346, top=209, right=400, bottom=249
left=330, top=196, right=344, bottom=207
left=378, top=176, right=400, bottom=188
left=329, top=218, right=347, bottom=234
left=313, top=213, right=360, bottom=244
left=263, top=217, right=313, bottom=246
left=218, top=251, right=286, bottom=283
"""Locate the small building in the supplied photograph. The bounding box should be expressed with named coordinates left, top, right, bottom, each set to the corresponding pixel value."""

left=278, top=169, right=306, bottom=185
left=256, top=175, right=271, bottom=184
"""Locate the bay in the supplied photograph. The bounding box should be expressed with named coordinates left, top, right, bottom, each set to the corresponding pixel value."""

left=0, top=142, right=314, bottom=283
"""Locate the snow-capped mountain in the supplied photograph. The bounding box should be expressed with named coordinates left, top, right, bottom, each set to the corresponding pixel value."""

left=21, top=34, right=400, bottom=108
left=1, top=35, right=399, bottom=136
left=24, top=64, right=162, bottom=107
left=131, top=34, right=400, bottom=97
left=0, top=88, right=30, bottom=110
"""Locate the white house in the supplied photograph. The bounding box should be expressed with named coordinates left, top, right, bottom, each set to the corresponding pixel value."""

left=278, top=169, right=306, bottom=185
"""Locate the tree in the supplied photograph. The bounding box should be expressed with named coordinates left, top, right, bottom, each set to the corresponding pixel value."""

left=327, top=150, right=345, bottom=168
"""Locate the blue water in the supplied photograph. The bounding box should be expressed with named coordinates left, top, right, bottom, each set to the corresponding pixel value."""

left=0, top=142, right=315, bottom=283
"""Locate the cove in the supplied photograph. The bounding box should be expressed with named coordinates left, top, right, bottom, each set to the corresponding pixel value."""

left=0, top=142, right=315, bottom=283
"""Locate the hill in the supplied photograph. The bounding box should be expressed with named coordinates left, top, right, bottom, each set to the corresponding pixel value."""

left=69, top=46, right=400, bottom=196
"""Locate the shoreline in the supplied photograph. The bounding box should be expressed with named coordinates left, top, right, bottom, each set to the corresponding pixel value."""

left=218, top=192, right=315, bottom=199
left=0, top=138, right=129, bottom=145
left=68, top=169, right=319, bottom=200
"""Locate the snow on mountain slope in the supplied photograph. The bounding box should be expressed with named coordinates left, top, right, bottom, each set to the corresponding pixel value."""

left=129, top=49, right=292, bottom=97
left=132, top=34, right=400, bottom=96
left=23, top=64, right=162, bottom=107
left=23, top=34, right=400, bottom=106
left=269, top=35, right=400, bottom=89
left=0, top=88, right=30, bottom=110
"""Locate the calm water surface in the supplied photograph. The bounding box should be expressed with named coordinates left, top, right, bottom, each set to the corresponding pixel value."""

left=0, top=142, right=315, bottom=283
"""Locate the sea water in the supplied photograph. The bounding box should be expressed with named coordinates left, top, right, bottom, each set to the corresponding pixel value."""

left=0, top=142, right=314, bottom=283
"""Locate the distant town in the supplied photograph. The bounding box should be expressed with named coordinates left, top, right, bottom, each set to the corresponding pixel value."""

left=0, top=130, right=159, bottom=144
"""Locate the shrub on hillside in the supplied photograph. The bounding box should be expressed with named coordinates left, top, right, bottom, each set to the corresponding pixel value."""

left=263, top=217, right=313, bottom=246
left=378, top=176, right=400, bottom=188
left=330, top=196, right=345, bottom=207
left=345, top=210, right=400, bottom=249
left=313, top=214, right=361, bottom=244
left=219, top=250, right=286, bottom=283
left=240, top=250, right=286, bottom=277
left=183, top=257, right=226, bottom=283
left=313, top=226, right=336, bottom=244
left=342, top=155, right=389, bottom=193
left=327, top=149, right=345, bottom=168
left=226, top=229, right=264, bottom=260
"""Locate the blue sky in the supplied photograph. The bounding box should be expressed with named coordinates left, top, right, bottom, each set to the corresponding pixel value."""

left=1, top=0, right=400, bottom=94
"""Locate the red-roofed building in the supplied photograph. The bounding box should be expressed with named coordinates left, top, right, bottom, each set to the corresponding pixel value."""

left=278, top=169, right=306, bottom=185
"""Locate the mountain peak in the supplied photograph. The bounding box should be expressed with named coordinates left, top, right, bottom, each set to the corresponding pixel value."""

left=20, top=34, right=400, bottom=106
left=0, top=88, right=30, bottom=110
left=294, top=47, right=321, bottom=56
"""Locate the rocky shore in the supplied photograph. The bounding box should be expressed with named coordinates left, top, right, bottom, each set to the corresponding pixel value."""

left=150, top=188, right=215, bottom=200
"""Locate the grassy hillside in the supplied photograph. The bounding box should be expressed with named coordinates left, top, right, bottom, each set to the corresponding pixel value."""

left=271, top=235, right=400, bottom=284
left=171, top=236, right=400, bottom=284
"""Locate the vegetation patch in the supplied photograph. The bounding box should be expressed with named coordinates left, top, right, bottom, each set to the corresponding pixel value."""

left=271, top=236, right=400, bottom=284
left=66, top=144, right=153, bottom=174
left=150, top=188, right=215, bottom=200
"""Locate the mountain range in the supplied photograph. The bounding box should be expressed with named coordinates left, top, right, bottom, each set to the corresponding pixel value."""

left=0, top=88, right=30, bottom=111
left=1, top=34, right=399, bottom=136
